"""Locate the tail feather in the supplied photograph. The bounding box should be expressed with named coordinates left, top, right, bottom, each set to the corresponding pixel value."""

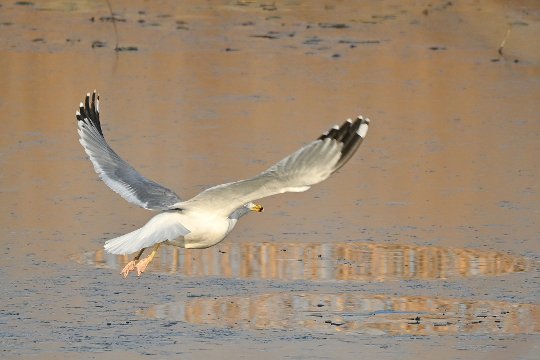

left=104, top=228, right=143, bottom=255
left=103, top=212, right=190, bottom=255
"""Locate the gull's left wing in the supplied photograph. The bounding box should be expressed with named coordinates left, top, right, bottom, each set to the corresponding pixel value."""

left=182, top=116, right=370, bottom=216
left=76, top=92, right=181, bottom=211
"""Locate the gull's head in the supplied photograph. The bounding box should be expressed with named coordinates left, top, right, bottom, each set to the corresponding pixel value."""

left=246, top=202, right=264, bottom=213
left=229, top=202, right=264, bottom=220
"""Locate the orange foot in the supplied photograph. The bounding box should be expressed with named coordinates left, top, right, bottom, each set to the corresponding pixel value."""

left=121, top=260, right=137, bottom=278
left=134, top=243, right=161, bottom=276
left=135, top=255, right=153, bottom=276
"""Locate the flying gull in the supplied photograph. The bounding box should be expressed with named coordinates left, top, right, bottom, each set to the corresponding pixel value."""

left=76, top=91, right=370, bottom=277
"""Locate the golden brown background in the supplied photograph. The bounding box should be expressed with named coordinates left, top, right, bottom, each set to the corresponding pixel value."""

left=1, top=0, right=539, bottom=358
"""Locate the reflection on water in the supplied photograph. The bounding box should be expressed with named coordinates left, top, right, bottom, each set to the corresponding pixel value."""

left=75, top=241, right=536, bottom=335
left=77, top=241, right=529, bottom=282
left=141, top=292, right=540, bottom=335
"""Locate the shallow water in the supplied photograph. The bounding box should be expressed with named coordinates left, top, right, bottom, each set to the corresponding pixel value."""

left=79, top=241, right=530, bottom=281
left=144, top=292, right=539, bottom=335
left=1, top=0, right=540, bottom=359
left=79, top=240, right=537, bottom=337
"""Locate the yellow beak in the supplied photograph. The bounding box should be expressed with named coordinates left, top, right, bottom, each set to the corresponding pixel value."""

left=251, top=204, right=264, bottom=212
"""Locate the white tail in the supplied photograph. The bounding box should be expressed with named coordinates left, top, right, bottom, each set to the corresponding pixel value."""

left=104, top=212, right=190, bottom=255
left=104, top=228, right=143, bottom=255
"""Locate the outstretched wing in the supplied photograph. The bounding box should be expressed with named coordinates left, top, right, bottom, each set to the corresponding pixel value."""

left=183, top=116, right=370, bottom=216
left=76, top=91, right=181, bottom=211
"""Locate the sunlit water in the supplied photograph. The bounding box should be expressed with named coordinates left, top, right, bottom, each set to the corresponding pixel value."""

left=2, top=0, right=540, bottom=356
left=141, top=292, right=539, bottom=335
left=73, top=241, right=538, bottom=335
left=76, top=241, right=530, bottom=282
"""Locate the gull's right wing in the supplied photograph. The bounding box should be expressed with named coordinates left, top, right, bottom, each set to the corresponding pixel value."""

left=76, top=91, right=181, bottom=211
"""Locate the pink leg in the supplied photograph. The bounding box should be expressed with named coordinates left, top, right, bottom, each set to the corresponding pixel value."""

left=120, top=261, right=137, bottom=278
left=119, top=248, right=146, bottom=278
left=135, top=243, right=161, bottom=276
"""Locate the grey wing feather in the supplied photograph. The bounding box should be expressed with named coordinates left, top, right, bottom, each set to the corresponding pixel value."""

left=184, top=116, right=370, bottom=216
left=76, top=92, right=181, bottom=211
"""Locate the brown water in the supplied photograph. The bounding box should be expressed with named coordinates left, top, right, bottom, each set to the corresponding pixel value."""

left=143, top=292, right=539, bottom=335
left=1, top=0, right=540, bottom=359
left=78, top=241, right=530, bottom=281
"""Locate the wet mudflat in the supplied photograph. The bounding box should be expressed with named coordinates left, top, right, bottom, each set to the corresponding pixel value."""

left=1, top=0, right=540, bottom=359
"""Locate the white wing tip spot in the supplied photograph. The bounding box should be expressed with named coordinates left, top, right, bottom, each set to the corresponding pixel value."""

left=332, top=124, right=339, bottom=130
left=358, top=122, right=369, bottom=138
left=358, top=115, right=369, bottom=122
left=79, top=102, right=84, bottom=107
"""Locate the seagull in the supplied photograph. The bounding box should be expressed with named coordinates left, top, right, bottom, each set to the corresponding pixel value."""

left=76, top=91, right=370, bottom=278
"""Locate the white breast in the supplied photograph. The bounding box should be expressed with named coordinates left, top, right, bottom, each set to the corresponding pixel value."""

left=180, top=210, right=231, bottom=249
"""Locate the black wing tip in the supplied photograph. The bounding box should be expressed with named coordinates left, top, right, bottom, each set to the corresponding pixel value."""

left=317, top=114, right=370, bottom=172
left=317, top=115, right=370, bottom=142
left=76, top=90, right=103, bottom=136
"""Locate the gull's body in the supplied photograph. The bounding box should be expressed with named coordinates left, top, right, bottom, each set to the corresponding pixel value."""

left=76, top=92, right=370, bottom=277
